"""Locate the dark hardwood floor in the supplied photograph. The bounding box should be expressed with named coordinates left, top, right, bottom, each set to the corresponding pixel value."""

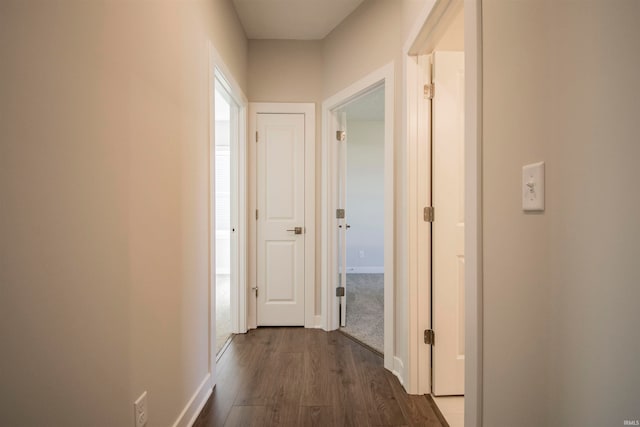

left=193, top=327, right=445, bottom=427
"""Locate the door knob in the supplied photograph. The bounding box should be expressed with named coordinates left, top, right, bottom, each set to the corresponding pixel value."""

left=286, top=227, right=303, bottom=234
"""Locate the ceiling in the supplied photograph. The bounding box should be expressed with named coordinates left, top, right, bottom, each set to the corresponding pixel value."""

left=232, top=0, right=365, bottom=40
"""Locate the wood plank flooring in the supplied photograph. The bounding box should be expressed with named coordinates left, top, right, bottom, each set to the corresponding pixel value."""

left=193, top=327, right=445, bottom=427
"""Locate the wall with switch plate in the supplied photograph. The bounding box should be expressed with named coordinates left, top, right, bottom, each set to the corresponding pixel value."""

left=0, top=1, right=247, bottom=426
left=482, top=1, right=640, bottom=426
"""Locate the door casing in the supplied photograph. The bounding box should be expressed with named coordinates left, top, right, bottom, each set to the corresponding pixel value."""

left=403, top=0, right=483, bottom=426
left=208, top=43, right=248, bottom=400
left=321, top=62, right=395, bottom=373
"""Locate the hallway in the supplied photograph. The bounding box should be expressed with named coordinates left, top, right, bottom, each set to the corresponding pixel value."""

left=194, top=328, right=445, bottom=426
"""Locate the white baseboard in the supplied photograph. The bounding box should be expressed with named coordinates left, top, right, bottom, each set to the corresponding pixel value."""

left=392, top=356, right=405, bottom=388
left=314, top=315, right=323, bottom=328
left=346, top=266, right=384, bottom=274
left=172, top=374, right=213, bottom=427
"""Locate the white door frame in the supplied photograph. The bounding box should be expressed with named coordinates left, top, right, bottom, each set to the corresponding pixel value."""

left=403, top=0, right=483, bottom=426
left=321, top=62, right=395, bottom=371
left=208, top=44, right=248, bottom=391
left=247, top=103, right=316, bottom=329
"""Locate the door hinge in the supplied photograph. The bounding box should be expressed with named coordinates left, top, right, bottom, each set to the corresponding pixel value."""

left=255, top=209, right=258, bottom=220
left=423, top=206, right=434, bottom=222
left=423, top=83, right=434, bottom=100
left=424, top=329, right=435, bottom=345
left=252, top=287, right=258, bottom=297
left=336, top=286, right=345, bottom=297
left=255, top=131, right=258, bottom=142
left=336, top=130, right=346, bottom=141
left=336, top=208, right=345, bottom=219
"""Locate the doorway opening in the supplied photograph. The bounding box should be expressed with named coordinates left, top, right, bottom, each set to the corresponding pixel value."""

left=214, top=78, right=239, bottom=355
left=322, top=62, right=394, bottom=372
left=335, top=86, right=386, bottom=354
left=416, top=9, right=466, bottom=427
left=405, top=0, right=474, bottom=425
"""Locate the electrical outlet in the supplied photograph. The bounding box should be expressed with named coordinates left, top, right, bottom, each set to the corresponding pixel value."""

left=134, top=391, right=148, bottom=427
left=359, top=250, right=365, bottom=259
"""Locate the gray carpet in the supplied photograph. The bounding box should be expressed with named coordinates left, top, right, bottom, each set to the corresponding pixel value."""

left=341, top=273, right=384, bottom=353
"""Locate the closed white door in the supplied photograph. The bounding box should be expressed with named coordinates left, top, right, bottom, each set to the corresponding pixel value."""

left=256, top=113, right=306, bottom=326
left=432, top=51, right=465, bottom=396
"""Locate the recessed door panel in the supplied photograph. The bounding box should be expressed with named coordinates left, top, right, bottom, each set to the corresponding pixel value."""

left=265, top=241, right=297, bottom=302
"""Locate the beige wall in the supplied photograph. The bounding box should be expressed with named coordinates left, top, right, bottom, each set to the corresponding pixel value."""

left=0, top=1, right=247, bottom=425
left=246, top=39, right=324, bottom=312
left=207, top=0, right=248, bottom=90
left=248, top=40, right=323, bottom=103
left=483, top=0, right=640, bottom=425
left=323, top=1, right=401, bottom=98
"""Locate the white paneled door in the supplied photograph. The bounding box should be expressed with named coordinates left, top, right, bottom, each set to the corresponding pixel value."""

left=256, top=113, right=306, bottom=325
left=432, top=51, right=465, bottom=396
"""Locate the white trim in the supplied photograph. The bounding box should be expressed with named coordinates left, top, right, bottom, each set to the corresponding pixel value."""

left=392, top=356, right=406, bottom=387
left=403, top=1, right=483, bottom=426
left=403, top=0, right=437, bottom=54
left=207, top=43, right=216, bottom=391
left=248, top=103, right=316, bottom=329
left=321, top=62, right=395, bottom=371
left=404, top=52, right=433, bottom=395
left=171, top=374, right=213, bottom=427
left=346, top=266, right=384, bottom=274
left=406, top=0, right=463, bottom=56
left=210, top=46, right=247, bottom=108
left=464, top=0, right=483, bottom=425
left=208, top=43, right=249, bottom=398
left=211, top=48, right=249, bottom=336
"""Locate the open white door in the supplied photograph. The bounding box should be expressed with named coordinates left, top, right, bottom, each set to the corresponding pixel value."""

left=432, top=51, right=465, bottom=396
left=256, top=113, right=306, bottom=326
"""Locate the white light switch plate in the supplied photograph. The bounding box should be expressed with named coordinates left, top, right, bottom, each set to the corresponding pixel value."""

left=134, top=391, right=148, bottom=427
left=522, top=161, right=545, bottom=211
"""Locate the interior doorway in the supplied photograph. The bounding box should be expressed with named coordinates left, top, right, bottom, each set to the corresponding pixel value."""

left=405, top=3, right=467, bottom=426
left=405, top=1, right=482, bottom=426
left=322, top=62, right=394, bottom=372
left=335, top=86, right=386, bottom=354
left=214, top=78, right=239, bottom=355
